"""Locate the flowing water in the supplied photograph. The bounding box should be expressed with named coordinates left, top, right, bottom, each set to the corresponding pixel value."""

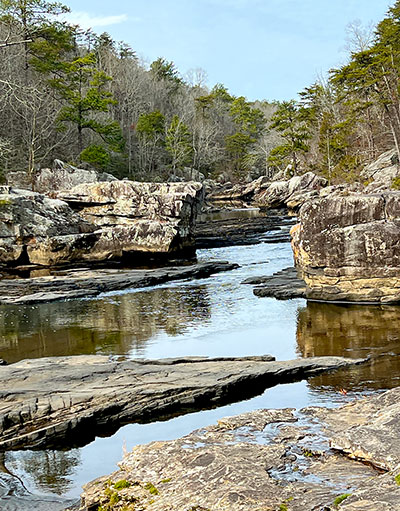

left=1, top=228, right=400, bottom=509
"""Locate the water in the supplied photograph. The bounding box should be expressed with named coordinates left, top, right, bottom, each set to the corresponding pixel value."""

left=1, top=239, right=400, bottom=508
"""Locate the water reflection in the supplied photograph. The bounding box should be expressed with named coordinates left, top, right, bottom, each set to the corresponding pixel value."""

left=3, top=450, right=81, bottom=496
left=297, top=301, right=400, bottom=391
left=0, top=286, right=211, bottom=363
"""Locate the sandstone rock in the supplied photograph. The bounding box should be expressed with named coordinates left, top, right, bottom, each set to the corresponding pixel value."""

left=57, top=180, right=204, bottom=260
left=361, top=148, right=400, bottom=191
left=78, top=392, right=390, bottom=511
left=253, top=171, right=327, bottom=209
left=0, top=354, right=365, bottom=450
left=244, top=266, right=307, bottom=299
left=291, top=191, right=400, bottom=302
left=34, top=159, right=117, bottom=193
left=0, top=186, right=98, bottom=267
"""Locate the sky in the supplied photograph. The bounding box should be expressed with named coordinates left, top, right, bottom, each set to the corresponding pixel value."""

left=62, top=0, right=391, bottom=101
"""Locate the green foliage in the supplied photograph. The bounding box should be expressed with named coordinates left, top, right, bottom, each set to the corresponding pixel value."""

left=165, top=115, right=193, bottom=170
left=333, top=493, right=351, bottom=508
left=394, top=473, right=400, bottom=485
left=268, top=100, right=310, bottom=174
left=46, top=52, right=123, bottom=153
left=80, top=144, right=110, bottom=169
left=113, top=479, right=131, bottom=490
left=150, top=57, right=182, bottom=85
left=136, top=110, right=165, bottom=141
left=144, top=482, right=159, bottom=495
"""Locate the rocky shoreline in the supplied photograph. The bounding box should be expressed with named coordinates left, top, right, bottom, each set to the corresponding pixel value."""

left=76, top=385, right=400, bottom=511
left=0, top=354, right=365, bottom=451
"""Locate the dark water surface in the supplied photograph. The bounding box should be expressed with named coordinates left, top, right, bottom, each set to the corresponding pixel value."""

left=1, top=239, right=400, bottom=509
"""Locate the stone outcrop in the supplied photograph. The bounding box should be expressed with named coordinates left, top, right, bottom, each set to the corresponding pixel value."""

left=78, top=387, right=400, bottom=511
left=0, top=186, right=98, bottom=267
left=34, top=159, right=117, bottom=193
left=253, top=171, right=327, bottom=209
left=56, top=180, right=204, bottom=260
left=207, top=172, right=327, bottom=211
left=0, top=354, right=365, bottom=450
left=291, top=191, right=400, bottom=303
left=243, top=266, right=306, bottom=299
left=0, top=261, right=238, bottom=305
left=361, top=148, right=400, bottom=191
left=0, top=181, right=204, bottom=269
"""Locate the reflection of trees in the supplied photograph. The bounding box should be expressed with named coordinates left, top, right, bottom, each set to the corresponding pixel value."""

left=297, top=302, right=400, bottom=391
left=0, top=285, right=211, bottom=363
left=5, top=449, right=80, bottom=496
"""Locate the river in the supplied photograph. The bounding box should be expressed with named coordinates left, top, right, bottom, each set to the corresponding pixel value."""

left=1, top=228, right=400, bottom=510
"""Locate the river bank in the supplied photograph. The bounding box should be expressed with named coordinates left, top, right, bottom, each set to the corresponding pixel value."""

left=1, top=210, right=400, bottom=510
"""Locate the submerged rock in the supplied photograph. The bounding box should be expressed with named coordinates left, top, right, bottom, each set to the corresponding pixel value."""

left=291, top=191, right=400, bottom=303
left=0, top=260, right=238, bottom=304
left=0, top=354, right=365, bottom=450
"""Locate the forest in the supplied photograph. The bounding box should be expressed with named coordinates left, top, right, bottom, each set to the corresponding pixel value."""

left=1, top=0, right=400, bottom=185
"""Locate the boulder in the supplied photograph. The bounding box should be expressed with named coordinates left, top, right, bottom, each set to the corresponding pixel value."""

left=361, top=148, right=400, bottom=191
left=291, top=191, right=400, bottom=302
left=34, top=159, right=117, bottom=193
left=253, top=171, right=327, bottom=209
left=57, top=180, right=204, bottom=260
left=0, top=180, right=204, bottom=268
left=0, top=186, right=98, bottom=267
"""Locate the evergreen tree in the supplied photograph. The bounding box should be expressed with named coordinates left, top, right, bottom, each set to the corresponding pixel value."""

left=268, top=100, right=310, bottom=174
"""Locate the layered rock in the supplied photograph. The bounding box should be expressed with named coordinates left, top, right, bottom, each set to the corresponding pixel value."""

left=361, top=148, right=400, bottom=191
left=5, top=159, right=117, bottom=192
left=207, top=172, right=327, bottom=210
left=35, top=159, right=117, bottom=193
left=291, top=191, right=400, bottom=303
left=57, top=180, right=204, bottom=260
left=253, top=171, right=327, bottom=209
left=0, top=354, right=364, bottom=450
left=0, top=181, right=204, bottom=268
left=0, top=186, right=98, bottom=267
left=78, top=386, right=400, bottom=511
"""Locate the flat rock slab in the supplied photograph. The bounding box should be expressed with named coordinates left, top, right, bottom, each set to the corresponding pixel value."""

left=0, top=354, right=365, bottom=451
left=195, top=212, right=296, bottom=249
left=77, top=403, right=382, bottom=511
left=243, top=266, right=306, bottom=299
left=0, top=261, right=238, bottom=305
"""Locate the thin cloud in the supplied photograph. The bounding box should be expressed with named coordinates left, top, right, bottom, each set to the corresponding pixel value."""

left=64, top=11, right=131, bottom=29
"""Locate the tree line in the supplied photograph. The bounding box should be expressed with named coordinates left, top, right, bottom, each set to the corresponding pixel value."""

left=1, top=0, right=400, bottom=185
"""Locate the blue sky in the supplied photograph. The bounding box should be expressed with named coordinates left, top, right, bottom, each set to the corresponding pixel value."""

left=63, top=0, right=391, bottom=101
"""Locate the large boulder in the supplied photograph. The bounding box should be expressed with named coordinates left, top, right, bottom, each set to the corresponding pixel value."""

left=56, top=180, right=204, bottom=260
left=291, top=191, right=400, bottom=303
left=361, top=148, right=400, bottom=191
left=253, top=171, right=327, bottom=209
left=0, top=181, right=204, bottom=268
left=34, top=159, right=117, bottom=193
left=0, top=186, right=98, bottom=267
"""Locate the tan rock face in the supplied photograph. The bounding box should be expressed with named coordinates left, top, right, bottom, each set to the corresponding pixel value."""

left=0, top=186, right=98, bottom=267
left=292, top=191, right=400, bottom=303
left=57, top=180, right=204, bottom=259
left=0, top=181, right=204, bottom=268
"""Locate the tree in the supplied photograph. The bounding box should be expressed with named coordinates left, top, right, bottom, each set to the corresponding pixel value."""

left=268, top=100, right=310, bottom=174
left=135, top=110, right=165, bottom=174
left=165, top=115, right=193, bottom=171
left=48, top=52, right=123, bottom=156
